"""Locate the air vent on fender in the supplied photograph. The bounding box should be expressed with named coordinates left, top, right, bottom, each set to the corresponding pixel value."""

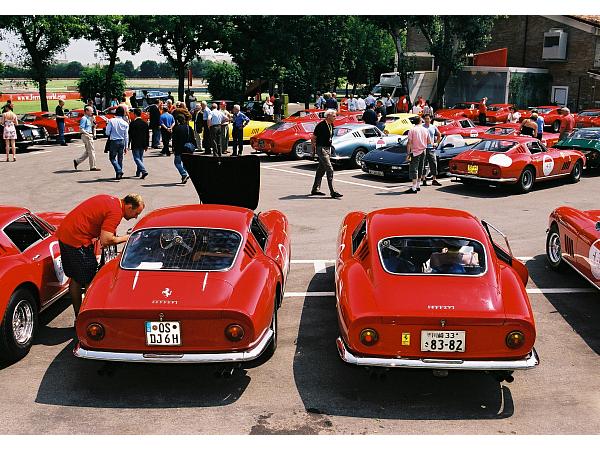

left=244, top=240, right=257, bottom=258
left=357, top=242, right=369, bottom=261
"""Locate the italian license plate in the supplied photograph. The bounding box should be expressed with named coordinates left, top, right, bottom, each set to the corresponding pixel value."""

left=467, top=164, right=478, bottom=174
left=145, top=321, right=181, bottom=346
left=421, top=330, right=465, bottom=352
left=68, top=127, right=74, bottom=132
left=369, top=169, right=384, bottom=176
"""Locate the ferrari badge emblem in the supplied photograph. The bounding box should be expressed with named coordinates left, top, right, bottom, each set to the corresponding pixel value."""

left=162, top=288, right=172, bottom=298
left=401, top=333, right=410, bottom=346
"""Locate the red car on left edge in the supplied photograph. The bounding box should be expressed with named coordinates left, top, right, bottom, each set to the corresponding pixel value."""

left=20, top=112, right=80, bottom=141
left=74, top=156, right=291, bottom=366
left=0, top=206, right=70, bottom=361
left=335, top=207, right=538, bottom=382
left=450, top=136, right=585, bottom=193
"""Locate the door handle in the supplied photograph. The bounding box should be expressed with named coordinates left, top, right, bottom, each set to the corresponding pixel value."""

left=31, top=254, right=41, bottom=261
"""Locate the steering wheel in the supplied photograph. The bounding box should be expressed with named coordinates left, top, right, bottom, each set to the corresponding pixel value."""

left=159, top=229, right=197, bottom=256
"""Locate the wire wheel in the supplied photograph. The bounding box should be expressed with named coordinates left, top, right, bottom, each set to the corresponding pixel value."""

left=12, top=299, right=34, bottom=346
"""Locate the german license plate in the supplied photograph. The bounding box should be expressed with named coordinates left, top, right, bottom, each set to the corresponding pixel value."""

left=145, top=321, right=181, bottom=346
left=421, top=330, right=465, bottom=352
left=467, top=164, right=478, bottom=174
left=368, top=169, right=384, bottom=176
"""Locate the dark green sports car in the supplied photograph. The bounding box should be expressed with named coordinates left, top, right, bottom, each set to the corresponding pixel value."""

left=554, top=128, right=600, bottom=169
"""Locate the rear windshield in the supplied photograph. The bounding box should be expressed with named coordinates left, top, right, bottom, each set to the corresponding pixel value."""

left=485, top=126, right=517, bottom=136
left=379, top=236, right=486, bottom=275
left=381, top=141, right=408, bottom=153
left=301, top=122, right=317, bottom=132
left=570, top=129, right=600, bottom=140
left=471, top=140, right=517, bottom=152
left=268, top=122, right=295, bottom=132
left=121, top=228, right=242, bottom=271
left=578, top=110, right=600, bottom=117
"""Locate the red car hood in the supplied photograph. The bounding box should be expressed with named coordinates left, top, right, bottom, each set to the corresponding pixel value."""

left=86, top=270, right=234, bottom=312
left=372, top=272, right=503, bottom=321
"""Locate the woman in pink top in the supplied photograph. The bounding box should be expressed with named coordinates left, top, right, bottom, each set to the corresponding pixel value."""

left=1, top=109, right=18, bottom=162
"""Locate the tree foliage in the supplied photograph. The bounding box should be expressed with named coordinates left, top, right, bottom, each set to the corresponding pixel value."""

left=77, top=66, right=125, bottom=103
left=0, top=15, right=85, bottom=110
left=205, top=62, right=243, bottom=100
left=114, top=60, right=137, bottom=77
left=414, top=16, right=497, bottom=105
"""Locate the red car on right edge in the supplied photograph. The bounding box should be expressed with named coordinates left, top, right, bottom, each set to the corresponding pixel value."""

left=450, top=136, right=585, bottom=193
left=546, top=207, right=600, bottom=291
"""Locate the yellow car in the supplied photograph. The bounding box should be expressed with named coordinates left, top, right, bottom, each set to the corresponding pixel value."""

left=190, top=120, right=275, bottom=142
left=384, top=113, right=420, bottom=136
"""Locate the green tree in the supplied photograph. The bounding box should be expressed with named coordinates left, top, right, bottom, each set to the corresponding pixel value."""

left=0, top=16, right=85, bottom=111
left=50, top=61, right=84, bottom=78
left=206, top=62, right=242, bottom=100
left=114, top=60, right=137, bottom=77
left=84, top=16, right=145, bottom=105
left=77, top=66, right=125, bottom=105
left=147, top=16, right=216, bottom=101
left=139, top=60, right=159, bottom=78
left=414, top=16, right=497, bottom=105
left=157, top=62, right=175, bottom=78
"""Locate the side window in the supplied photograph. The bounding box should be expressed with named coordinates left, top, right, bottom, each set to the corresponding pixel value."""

left=459, top=120, right=470, bottom=128
left=250, top=216, right=269, bottom=251
left=528, top=142, right=543, bottom=154
left=27, top=214, right=51, bottom=239
left=351, top=219, right=367, bottom=254
left=363, top=127, right=378, bottom=138
left=3, top=216, right=44, bottom=252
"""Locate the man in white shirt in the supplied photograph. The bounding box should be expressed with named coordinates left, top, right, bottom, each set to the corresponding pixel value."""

left=356, top=96, right=366, bottom=111
left=347, top=94, right=358, bottom=112
left=208, top=103, right=224, bottom=156
left=507, top=106, right=521, bottom=123
left=411, top=103, right=423, bottom=115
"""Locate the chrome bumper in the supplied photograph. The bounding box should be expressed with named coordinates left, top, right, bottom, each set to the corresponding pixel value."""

left=330, top=155, right=351, bottom=161
left=454, top=174, right=518, bottom=183
left=74, top=329, right=273, bottom=363
left=336, top=337, right=539, bottom=371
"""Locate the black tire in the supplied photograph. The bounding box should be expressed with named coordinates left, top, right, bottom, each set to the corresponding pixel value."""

left=546, top=223, right=563, bottom=270
left=263, top=300, right=278, bottom=359
left=0, top=288, right=38, bottom=362
left=290, top=140, right=306, bottom=160
left=351, top=147, right=367, bottom=168
left=552, top=120, right=560, bottom=133
left=516, top=167, right=535, bottom=193
left=568, top=159, right=582, bottom=183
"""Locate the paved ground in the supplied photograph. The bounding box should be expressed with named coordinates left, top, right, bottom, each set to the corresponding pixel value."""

left=0, top=138, right=599, bottom=435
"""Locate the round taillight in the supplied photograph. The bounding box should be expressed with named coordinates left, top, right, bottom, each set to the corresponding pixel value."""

left=86, top=323, right=105, bottom=341
left=451, top=163, right=458, bottom=171
left=492, top=168, right=499, bottom=176
left=359, top=328, right=379, bottom=346
left=225, top=324, right=244, bottom=342
left=506, top=331, right=525, bottom=349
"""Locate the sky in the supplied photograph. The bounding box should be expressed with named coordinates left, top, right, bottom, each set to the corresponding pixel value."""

left=0, top=34, right=228, bottom=67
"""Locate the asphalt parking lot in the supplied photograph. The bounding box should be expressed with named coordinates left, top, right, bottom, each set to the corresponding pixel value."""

left=0, top=138, right=599, bottom=435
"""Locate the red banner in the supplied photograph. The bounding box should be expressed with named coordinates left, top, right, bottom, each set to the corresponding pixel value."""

left=0, top=90, right=134, bottom=103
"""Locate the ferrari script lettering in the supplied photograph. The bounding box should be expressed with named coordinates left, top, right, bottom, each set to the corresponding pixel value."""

left=151, top=300, right=179, bottom=305
left=427, top=305, right=455, bottom=310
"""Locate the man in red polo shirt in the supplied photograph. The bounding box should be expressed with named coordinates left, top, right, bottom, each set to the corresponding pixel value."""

left=559, top=107, right=575, bottom=141
left=56, top=193, right=145, bottom=316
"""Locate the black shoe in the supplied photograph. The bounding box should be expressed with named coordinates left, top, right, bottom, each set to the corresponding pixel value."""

left=116, top=172, right=123, bottom=180
left=432, top=179, right=442, bottom=186
left=421, top=180, right=428, bottom=186
left=90, top=168, right=101, bottom=171
left=417, top=187, right=421, bottom=191
left=181, top=175, right=189, bottom=183
left=73, top=159, right=78, bottom=170
left=61, top=143, right=68, bottom=146
left=141, top=172, right=148, bottom=180
left=404, top=188, right=418, bottom=194
left=331, top=191, right=343, bottom=198
left=311, top=190, right=327, bottom=196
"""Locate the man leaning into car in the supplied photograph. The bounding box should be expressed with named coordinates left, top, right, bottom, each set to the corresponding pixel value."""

left=56, top=194, right=145, bottom=318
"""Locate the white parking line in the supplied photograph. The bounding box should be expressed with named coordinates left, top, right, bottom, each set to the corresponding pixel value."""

left=263, top=166, right=405, bottom=191
left=264, top=160, right=311, bottom=167
left=284, top=287, right=595, bottom=298
left=29, top=151, right=52, bottom=155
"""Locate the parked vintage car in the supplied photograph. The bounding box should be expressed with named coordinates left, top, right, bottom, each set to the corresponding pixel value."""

left=360, top=134, right=480, bottom=179
left=66, top=109, right=108, bottom=136
left=450, top=136, right=586, bottom=193
left=553, top=127, right=600, bottom=169
left=574, top=109, right=600, bottom=128
left=519, top=106, right=563, bottom=132
left=243, top=100, right=271, bottom=121
left=74, top=155, right=290, bottom=365
left=383, top=113, right=420, bottom=135
left=480, top=124, right=560, bottom=148
left=335, top=207, right=538, bottom=382
left=102, top=106, right=150, bottom=123
left=19, top=112, right=80, bottom=141
left=436, top=102, right=481, bottom=121
left=0, top=122, right=48, bottom=150
left=485, top=104, right=517, bottom=124
left=434, top=116, right=488, bottom=138
left=546, top=206, right=600, bottom=291
left=0, top=207, right=70, bottom=361
left=250, top=120, right=318, bottom=159
left=228, top=120, right=274, bottom=145
left=301, top=123, right=403, bottom=168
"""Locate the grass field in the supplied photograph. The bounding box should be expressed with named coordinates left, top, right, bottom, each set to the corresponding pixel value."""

left=11, top=99, right=85, bottom=115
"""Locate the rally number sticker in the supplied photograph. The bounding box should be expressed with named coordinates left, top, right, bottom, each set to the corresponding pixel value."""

left=542, top=155, right=554, bottom=176
left=589, top=239, right=600, bottom=280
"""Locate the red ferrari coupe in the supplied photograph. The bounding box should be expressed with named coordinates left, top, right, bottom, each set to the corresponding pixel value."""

left=436, top=102, right=481, bottom=121
left=20, top=112, right=80, bottom=141
left=335, top=207, right=538, bottom=382
left=480, top=124, right=560, bottom=148
left=434, top=116, right=488, bottom=138
left=0, top=207, right=69, bottom=361
left=450, top=136, right=585, bottom=193
left=546, top=207, right=600, bottom=291
left=66, top=109, right=108, bottom=135
left=102, top=106, right=150, bottom=123
left=574, top=109, right=600, bottom=128
left=74, top=156, right=290, bottom=365
left=485, top=104, right=516, bottom=124
left=519, top=106, right=563, bottom=132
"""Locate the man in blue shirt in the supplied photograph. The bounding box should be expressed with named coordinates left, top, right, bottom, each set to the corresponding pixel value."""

left=159, top=106, right=175, bottom=156
left=421, top=114, right=442, bottom=187
left=73, top=106, right=100, bottom=171
left=231, top=104, right=250, bottom=156
left=532, top=109, right=545, bottom=141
